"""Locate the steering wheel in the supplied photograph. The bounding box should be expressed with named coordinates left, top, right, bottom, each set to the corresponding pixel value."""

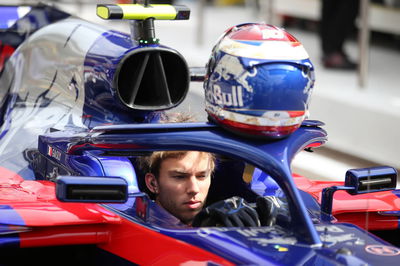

left=193, top=196, right=260, bottom=227
left=193, top=196, right=282, bottom=227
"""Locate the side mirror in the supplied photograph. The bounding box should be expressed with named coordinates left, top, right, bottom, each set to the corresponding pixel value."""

left=56, top=176, right=128, bottom=203
left=345, top=166, right=397, bottom=194
left=321, top=166, right=397, bottom=221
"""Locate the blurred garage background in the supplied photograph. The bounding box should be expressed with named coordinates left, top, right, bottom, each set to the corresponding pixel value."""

left=4, top=0, right=400, bottom=183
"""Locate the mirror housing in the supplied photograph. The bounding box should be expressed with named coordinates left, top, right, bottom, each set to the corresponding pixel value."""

left=345, top=166, right=397, bottom=195
left=321, top=166, right=398, bottom=221
left=56, top=176, right=128, bottom=203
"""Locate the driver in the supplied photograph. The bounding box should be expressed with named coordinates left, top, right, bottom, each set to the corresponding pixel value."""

left=140, top=150, right=214, bottom=225
left=138, top=150, right=266, bottom=227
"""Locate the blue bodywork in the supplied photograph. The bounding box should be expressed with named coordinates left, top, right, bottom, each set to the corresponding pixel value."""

left=34, top=121, right=400, bottom=264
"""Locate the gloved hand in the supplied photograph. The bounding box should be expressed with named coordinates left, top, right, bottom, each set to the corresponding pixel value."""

left=192, top=196, right=260, bottom=227
left=256, top=196, right=287, bottom=226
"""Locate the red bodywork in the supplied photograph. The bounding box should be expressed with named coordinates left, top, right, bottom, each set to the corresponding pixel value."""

left=294, top=174, right=400, bottom=230
left=1, top=166, right=398, bottom=263
left=0, top=166, right=233, bottom=265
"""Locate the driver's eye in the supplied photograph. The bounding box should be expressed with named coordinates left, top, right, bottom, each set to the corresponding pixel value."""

left=172, top=175, right=186, bottom=179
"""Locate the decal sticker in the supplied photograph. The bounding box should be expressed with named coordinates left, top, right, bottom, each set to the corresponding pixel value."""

left=135, top=196, right=149, bottom=221
left=219, top=36, right=309, bottom=60
left=261, top=28, right=285, bottom=40
left=273, top=245, right=288, bottom=252
left=239, top=228, right=297, bottom=246
left=315, top=225, right=344, bottom=233
left=197, top=227, right=229, bottom=237
left=196, top=227, right=297, bottom=246
left=237, top=227, right=279, bottom=237
left=248, top=237, right=296, bottom=246
left=210, top=54, right=255, bottom=92
left=321, top=233, right=365, bottom=247
left=316, top=226, right=366, bottom=247
left=207, top=84, right=245, bottom=107
left=365, top=245, right=400, bottom=256
left=47, top=146, right=61, bottom=161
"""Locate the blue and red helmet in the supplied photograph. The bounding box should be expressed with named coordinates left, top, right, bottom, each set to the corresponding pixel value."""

left=204, top=23, right=315, bottom=139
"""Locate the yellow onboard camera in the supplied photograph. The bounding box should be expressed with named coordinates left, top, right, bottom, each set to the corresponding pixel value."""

left=96, top=1, right=190, bottom=44
left=96, top=3, right=190, bottom=20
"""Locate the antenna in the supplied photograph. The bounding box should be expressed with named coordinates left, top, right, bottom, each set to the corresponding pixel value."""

left=131, top=16, right=158, bottom=45
left=131, top=0, right=157, bottom=44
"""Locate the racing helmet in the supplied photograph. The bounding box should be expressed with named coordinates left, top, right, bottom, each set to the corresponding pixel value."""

left=204, top=23, right=315, bottom=139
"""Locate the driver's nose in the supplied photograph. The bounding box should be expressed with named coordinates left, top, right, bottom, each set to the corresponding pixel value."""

left=186, top=176, right=200, bottom=195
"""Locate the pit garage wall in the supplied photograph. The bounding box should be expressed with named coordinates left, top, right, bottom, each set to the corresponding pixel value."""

left=310, top=88, right=400, bottom=169
left=269, top=0, right=400, bottom=169
left=270, top=0, right=400, bottom=36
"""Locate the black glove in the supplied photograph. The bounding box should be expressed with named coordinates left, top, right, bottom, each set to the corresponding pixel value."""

left=256, top=196, right=288, bottom=226
left=193, top=196, right=260, bottom=227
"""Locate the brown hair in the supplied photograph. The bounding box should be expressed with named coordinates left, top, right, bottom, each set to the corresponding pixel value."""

left=138, top=150, right=216, bottom=178
left=159, top=112, right=196, bottom=123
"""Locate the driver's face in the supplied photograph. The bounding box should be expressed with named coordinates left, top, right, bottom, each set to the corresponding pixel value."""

left=154, top=152, right=212, bottom=225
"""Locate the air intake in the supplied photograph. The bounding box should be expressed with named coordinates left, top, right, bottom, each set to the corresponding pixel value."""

left=116, top=47, right=189, bottom=110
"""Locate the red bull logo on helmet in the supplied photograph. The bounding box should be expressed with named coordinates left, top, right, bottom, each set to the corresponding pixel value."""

left=211, top=54, right=255, bottom=92
left=206, top=54, right=254, bottom=108
left=206, top=83, right=245, bottom=108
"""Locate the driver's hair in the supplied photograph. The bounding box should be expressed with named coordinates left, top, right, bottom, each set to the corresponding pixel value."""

left=138, top=151, right=216, bottom=178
